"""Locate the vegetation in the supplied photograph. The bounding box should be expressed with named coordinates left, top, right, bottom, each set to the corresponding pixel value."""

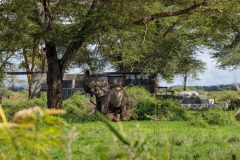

left=125, top=86, right=155, bottom=108
left=1, top=0, right=240, bottom=159
left=62, top=92, right=96, bottom=122
left=0, top=89, right=240, bottom=159
left=1, top=0, right=239, bottom=108
left=176, top=54, right=206, bottom=91
left=1, top=93, right=47, bottom=120
left=1, top=113, right=240, bottom=159
left=188, top=109, right=237, bottom=127
left=208, top=91, right=240, bottom=103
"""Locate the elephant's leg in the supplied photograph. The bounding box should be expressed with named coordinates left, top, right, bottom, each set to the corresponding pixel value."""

left=101, top=99, right=109, bottom=115
left=96, top=99, right=102, bottom=112
left=120, top=105, right=128, bottom=120
left=102, top=97, right=107, bottom=114
left=96, top=96, right=109, bottom=115
left=97, top=102, right=105, bottom=114
left=101, top=103, right=106, bottom=114
left=113, top=113, right=120, bottom=122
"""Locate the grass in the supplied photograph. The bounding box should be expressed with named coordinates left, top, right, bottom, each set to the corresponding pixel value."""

left=1, top=89, right=240, bottom=159
left=56, top=121, right=240, bottom=160
left=1, top=117, right=240, bottom=159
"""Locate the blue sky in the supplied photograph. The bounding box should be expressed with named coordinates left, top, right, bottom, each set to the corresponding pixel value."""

left=161, top=52, right=240, bottom=86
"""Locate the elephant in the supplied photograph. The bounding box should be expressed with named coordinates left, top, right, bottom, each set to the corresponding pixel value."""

left=83, top=70, right=129, bottom=121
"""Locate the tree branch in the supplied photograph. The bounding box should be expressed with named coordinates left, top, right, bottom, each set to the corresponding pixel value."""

left=36, top=0, right=52, bottom=30
left=232, top=26, right=240, bottom=33
left=134, top=1, right=207, bottom=25
left=0, top=52, right=15, bottom=71
left=22, top=48, right=30, bottom=72
left=162, top=21, right=178, bottom=38
left=60, top=0, right=99, bottom=70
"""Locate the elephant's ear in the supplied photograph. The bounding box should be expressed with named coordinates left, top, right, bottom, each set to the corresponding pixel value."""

left=83, top=78, right=95, bottom=94
left=102, top=84, right=110, bottom=95
left=98, top=81, right=110, bottom=96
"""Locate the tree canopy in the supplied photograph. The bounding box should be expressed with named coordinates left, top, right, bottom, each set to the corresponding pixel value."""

left=1, top=0, right=240, bottom=108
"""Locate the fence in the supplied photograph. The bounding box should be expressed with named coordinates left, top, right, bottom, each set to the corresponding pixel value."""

left=35, top=72, right=155, bottom=99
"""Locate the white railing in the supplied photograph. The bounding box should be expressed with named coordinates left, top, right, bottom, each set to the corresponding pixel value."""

left=181, top=103, right=229, bottom=110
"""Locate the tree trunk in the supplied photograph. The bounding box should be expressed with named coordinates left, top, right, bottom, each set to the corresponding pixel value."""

left=46, top=42, right=63, bottom=109
left=149, top=73, right=158, bottom=95
left=38, top=0, right=98, bottom=108
left=27, top=74, right=33, bottom=99
left=23, top=48, right=33, bottom=99
left=183, top=75, right=187, bottom=91
left=22, top=41, right=38, bottom=99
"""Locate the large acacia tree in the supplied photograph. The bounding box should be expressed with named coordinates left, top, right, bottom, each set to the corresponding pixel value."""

left=0, top=0, right=148, bottom=108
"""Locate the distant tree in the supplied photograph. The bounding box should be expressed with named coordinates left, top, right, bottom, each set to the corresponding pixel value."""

left=0, top=51, right=15, bottom=82
left=177, top=53, right=206, bottom=91
left=18, top=42, right=46, bottom=99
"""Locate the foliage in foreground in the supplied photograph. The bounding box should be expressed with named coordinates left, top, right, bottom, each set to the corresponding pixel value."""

left=0, top=106, right=67, bottom=160
left=1, top=91, right=240, bottom=160
left=1, top=112, right=240, bottom=160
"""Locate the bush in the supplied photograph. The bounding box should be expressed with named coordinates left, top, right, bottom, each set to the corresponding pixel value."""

left=188, top=109, right=236, bottom=126
left=208, top=91, right=240, bottom=103
left=0, top=88, right=14, bottom=97
left=157, top=99, right=188, bottom=121
left=63, top=92, right=95, bottom=122
left=133, top=98, right=156, bottom=120
left=125, top=86, right=188, bottom=120
left=125, top=86, right=155, bottom=108
left=201, top=109, right=236, bottom=125
left=1, top=93, right=47, bottom=120
left=187, top=112, right=208, bottom=127
left=133, top=98, right=187, bottom=121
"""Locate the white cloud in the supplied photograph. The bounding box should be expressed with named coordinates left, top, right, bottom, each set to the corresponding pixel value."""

left=161, top=51, right=240, bottom=87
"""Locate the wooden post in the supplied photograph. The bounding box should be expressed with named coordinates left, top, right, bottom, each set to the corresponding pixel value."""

left=72, top=80, right=76, bottom=89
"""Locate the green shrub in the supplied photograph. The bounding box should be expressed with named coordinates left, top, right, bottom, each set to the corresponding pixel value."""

left=0, top=88, right=14, bottom=97
left=1, top=93, right=47, bottom=120
left=126, top=86, right=187, bottom=121
left=208, top=91, right=240, bottom=103
left=157, top=99, right=188, bottom=121
left=31, top=93, right=47, bottom=107
left=125, top=86, right=155, bottom=108
left=187, top=112, right=208, bottom=127
left=200, top=109, right=236, bottom=126
left=63, top=92, right=95, bottom=122
left=133, top=98, right=187, bottom=121
left=133, top=98, right=156, bottom=120
left=188, top=109, right=236, bottom=126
